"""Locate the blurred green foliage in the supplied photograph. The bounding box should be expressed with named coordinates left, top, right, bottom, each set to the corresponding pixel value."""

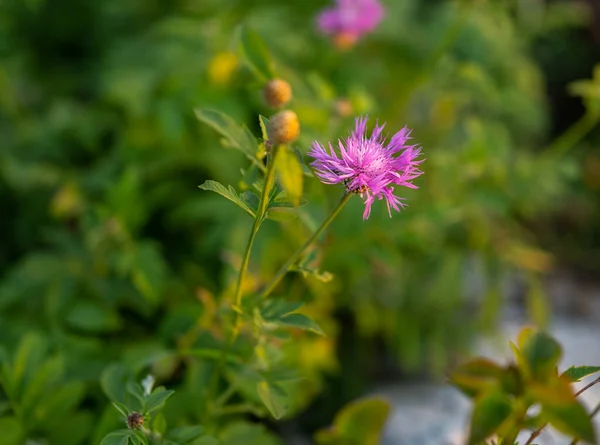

left=1, top=0, right=599, bottom=443
left=450, top=327, right=600, bottom=444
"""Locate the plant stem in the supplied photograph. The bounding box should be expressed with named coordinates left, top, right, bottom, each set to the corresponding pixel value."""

left=525, top=375, right=600, bottom=445
left=546, top=112, right=599, bottom=158
left=232, top=148, right=278, bottom=332
left=258, top=193, right=353, bottom=299
left=203, top=147, right=279, bottom=422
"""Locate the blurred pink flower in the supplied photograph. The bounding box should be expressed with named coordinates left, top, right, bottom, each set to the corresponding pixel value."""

left=316, top=0, right=384, bottom=46
left=308, top=117, right=423, bottom=219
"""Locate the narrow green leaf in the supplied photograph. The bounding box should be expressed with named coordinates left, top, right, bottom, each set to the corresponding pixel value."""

left=257, top=381, right=289, bottom=420
left=258, top=115, right=269, bottom=141
left=144, top=388, right=174, bottom=415
left=275, top=148, right=303, bottom=206
left=11, top=333, right=47, bottom=398
left=467, top=391, right=512, bottom=445
left=277, top=313, right=325, bottom=336
left=237, top=26, right=276, bottom=81
left=199, top=180, right=256, bottom=217
left=194, top=108, right=263, bottom=171
left=561, top=366, right=600, bottom=382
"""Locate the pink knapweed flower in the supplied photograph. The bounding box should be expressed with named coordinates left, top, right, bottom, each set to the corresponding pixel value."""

left=308, top=117, right=423, bottom=220
left=316, top=0, right=384, bottom=46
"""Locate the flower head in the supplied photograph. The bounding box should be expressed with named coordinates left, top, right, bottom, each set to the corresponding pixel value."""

left=316, top=0, right=384, bottom=46
left=308, top=117, right=423, bottom=219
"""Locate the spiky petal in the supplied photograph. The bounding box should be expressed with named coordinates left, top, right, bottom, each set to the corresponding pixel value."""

left=308, top=116, right=423, bottom=219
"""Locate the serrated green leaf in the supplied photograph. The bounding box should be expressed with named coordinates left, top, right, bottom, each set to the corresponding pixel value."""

left=237, top=26, right=276, bottom=81
left=144, top=388, right=174, bottom=415
left=561, top=366, right=600, bottom=382
left=275, top=148, right=303, bottom=206
left=467, top=391, right=512, bottom=445
left=258, top=115, right=269, bottom=141
left=257, top=380, right=289, bottom=419
left=194, top=108, right=264, bottom=171
left=199, top=180, right=256, bottom=217
left=166, top=425, right=204, bottom=442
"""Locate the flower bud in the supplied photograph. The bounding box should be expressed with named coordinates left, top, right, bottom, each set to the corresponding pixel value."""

left=267, top=110, right=300, bottom=145
left=126, top=412, right=144, bottom=430
left=334, top=98, right=353, bottom=118
left=263, top=79, right=292, bottom=108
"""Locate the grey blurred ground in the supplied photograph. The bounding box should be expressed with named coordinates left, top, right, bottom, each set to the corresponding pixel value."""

left=380, top=272, right=600, bottom=445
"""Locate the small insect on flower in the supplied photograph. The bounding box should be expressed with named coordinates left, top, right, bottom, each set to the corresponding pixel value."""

left=308, top=116, right=423, bottom=220
left=316, top=0, right=384, bottom=47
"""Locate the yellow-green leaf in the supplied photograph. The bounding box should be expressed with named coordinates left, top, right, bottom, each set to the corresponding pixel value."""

left=275, top=148, right=303, bottom=206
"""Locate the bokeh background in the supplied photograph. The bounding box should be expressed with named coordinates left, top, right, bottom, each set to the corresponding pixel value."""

left=1, top=0, right=600, bottom=444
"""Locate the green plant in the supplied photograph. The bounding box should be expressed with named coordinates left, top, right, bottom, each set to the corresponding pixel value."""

left=450, top=327, right=600, bottom=445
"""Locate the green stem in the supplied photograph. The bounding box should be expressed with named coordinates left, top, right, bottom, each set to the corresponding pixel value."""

left=203, top=147, right=279, bottom=422
left=233, top=148, right=278, bottom=325
left=258, top=193, right=353, bottom=299
left=546, top=112, right=599, bottom=158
